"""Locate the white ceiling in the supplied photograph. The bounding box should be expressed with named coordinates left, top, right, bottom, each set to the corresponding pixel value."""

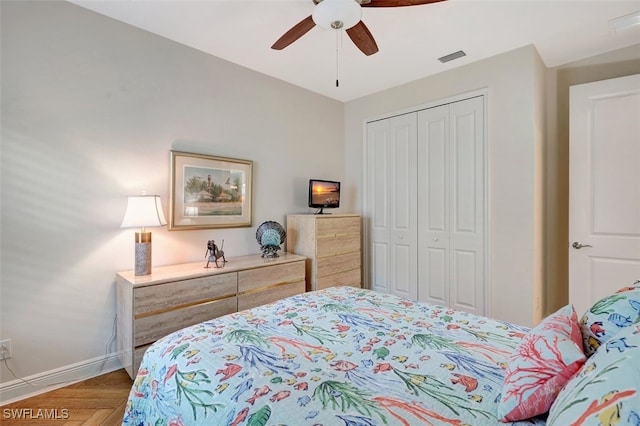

left=69, top=0, right=640, bottom=102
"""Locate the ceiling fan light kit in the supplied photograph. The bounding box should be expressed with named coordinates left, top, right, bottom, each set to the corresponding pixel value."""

left=271, top=0, right=446, bottom=57
left=312, top=0, right=362, bottom=30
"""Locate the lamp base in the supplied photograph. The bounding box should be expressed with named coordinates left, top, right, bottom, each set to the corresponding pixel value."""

left=134, top=231, right=152, bottom=276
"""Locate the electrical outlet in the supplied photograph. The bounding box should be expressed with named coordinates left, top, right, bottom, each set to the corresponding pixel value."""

left=0, top=339, right=11, bottom=360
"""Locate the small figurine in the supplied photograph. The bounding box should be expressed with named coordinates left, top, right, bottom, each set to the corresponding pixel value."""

left=205, top=239, right=227, bottom=268
left=256, top=221, right=286, bottom=258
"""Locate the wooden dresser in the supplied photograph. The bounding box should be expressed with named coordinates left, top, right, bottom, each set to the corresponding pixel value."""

left=286, top=214, right=361, bottom=291
left=116, top=253, right=306, bottom=378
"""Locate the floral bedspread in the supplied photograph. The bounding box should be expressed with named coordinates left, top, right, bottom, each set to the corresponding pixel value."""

left=123, top=286, right=545, bottom=425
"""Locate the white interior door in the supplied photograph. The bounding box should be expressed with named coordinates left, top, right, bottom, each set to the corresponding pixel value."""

left=366, top=113, right=418, bottom=299
left=569, top=74, right=640, bottom=316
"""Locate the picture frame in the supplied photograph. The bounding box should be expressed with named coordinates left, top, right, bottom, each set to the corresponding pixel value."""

left=169, top=150, right=253, bottom=230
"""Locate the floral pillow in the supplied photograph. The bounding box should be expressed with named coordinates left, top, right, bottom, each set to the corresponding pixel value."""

left=547, top=322, right=640, bottom=425
left=580, top=280, right=640, bottom=356
left=497, top=304, right=586, bottom=422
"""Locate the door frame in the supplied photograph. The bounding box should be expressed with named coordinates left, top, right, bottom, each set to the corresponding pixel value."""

left=362, top=88, right=490, bottom=314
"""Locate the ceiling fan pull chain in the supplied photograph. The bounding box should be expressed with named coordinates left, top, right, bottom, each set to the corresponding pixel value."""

left=335, top=30, right=340, bottom=87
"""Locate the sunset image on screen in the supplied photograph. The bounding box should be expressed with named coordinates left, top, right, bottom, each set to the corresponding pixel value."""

left=312, top=181, right=339, bottom=206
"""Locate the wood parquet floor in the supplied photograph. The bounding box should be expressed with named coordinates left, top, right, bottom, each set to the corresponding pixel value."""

left=1, top=369, right=132, bottom=426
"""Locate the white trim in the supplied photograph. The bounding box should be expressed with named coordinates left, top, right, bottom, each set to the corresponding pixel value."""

left=481, top=91, right=491, bottom=318
left=361, top=118, right=370, bottom=290
left=0, top=353, right=123, bottom=405
left=363, top=88, right=489, bottom=124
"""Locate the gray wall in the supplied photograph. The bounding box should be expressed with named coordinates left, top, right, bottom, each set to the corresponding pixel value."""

left=0, top=0, right=344, bottom=395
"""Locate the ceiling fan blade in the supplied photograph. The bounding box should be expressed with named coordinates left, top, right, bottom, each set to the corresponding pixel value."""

left=346, top=21, right=379, bottom=56
left=363, top=0, right=446, bottom=7
left=271, top=15, right=316, bottom=50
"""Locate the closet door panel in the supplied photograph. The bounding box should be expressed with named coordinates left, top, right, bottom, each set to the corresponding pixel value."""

left=451, top=249, right=478, bottom=311
left=426, top=117, right=448, bottom=231
left=371, top=131, right=389, bottom=231
left=367, top=113, right=417, bottom=298
left=389, top=115, right=418, bottom=299
left=393, top=124, right=413, bottom=231
left=392, top=244, right=413, bottom=297
left=425, top=247, right=447, bottom=304
left=372, top=242, right=389, bottom=291
left=449, top=97, right=485, bottom=315
left=452, top=109, right=477, bottom=233
left=368, top=120, right=390, bottom=293
left=417, top=105, right=450, bottom=306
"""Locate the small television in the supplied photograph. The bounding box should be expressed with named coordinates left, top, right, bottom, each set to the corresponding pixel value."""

left=308, top=179, right=340, bottom=214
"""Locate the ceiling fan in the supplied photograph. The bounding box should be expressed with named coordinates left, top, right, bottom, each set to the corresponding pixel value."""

left=271, top=0, right=446, bottom=56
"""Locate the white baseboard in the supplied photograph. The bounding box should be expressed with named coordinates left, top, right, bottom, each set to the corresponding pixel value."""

left=0, top=352, right=124, bottom=405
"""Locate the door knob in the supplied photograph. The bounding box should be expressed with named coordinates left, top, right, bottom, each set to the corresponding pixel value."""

left=572, top=242, right=593, bottom=249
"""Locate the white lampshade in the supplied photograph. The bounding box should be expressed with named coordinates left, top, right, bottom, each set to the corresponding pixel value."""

left=313, top=0, right=362, bottom=30
left=120, top=195, right=167, bottom=229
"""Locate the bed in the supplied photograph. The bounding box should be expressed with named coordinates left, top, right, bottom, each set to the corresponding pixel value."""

left=122, top=284, right=640, bottom=426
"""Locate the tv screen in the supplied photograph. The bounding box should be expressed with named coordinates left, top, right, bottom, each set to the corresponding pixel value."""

left=308, top=179, right=340, bottom=213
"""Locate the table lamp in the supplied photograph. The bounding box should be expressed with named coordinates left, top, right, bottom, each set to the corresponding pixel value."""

left=120, top=194, right=167, bottom=276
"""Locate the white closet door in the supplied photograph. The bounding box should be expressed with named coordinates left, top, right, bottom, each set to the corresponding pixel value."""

left=366, top=113, right=418, bottom=299
left=417, top=104, right=450, bottom=306
left=448, top=97, right=485, bottom=315
left=417, top=96, right=485, bottom=315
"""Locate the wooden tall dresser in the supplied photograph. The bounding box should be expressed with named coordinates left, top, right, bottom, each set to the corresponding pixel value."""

left=116, top=253, right=306, bottom=378
left=286, top=214, right=361, bottom=291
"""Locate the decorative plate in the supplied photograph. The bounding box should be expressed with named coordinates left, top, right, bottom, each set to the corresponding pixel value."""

left=255, top=221, right=286, bottom=258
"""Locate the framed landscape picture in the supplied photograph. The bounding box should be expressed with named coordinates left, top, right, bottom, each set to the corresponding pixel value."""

left=169, top=151, right=253, bottom=230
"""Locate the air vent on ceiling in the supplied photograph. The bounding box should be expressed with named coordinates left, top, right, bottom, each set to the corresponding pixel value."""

left=438, top=50, right=466, bottom=63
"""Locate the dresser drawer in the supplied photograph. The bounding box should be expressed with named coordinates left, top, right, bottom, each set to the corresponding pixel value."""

left=317, top=234, right=360, bottom=257
left=238, top=261, right=305, bottom=293
left=317, top=250, right=361, bottom=277
left=134, top=273, right=237, bottom=316
left=134, top=296, right=237, bottom=346
left=317, top=269, right=361, bottom=290
left=238, top=281, right=305, bottom=311
left=317, top=216, right=360, bottom=237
